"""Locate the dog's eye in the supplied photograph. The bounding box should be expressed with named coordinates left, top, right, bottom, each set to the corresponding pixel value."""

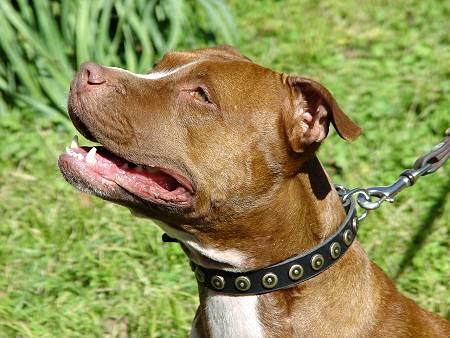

left=189, top=87, right=211, bottom=103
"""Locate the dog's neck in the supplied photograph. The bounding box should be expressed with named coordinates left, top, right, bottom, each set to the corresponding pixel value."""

left=184, top=156, right=347, bottom=272
left=186, top=157, right=374, bottom=337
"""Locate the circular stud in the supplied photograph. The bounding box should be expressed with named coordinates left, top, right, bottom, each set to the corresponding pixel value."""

left=330, top=242, right=341, bottom=259
left=352, top=217, right=358, bottom=233
left=311, top=254, right=325, bottom=271
left=211, top=275, right=225, bottom=290
left=235, top=276, right=251, bottom=292
left=262, top=272, right=278, bottom=289
left=194, top=267, right=205, bottom=283
left=288, top=264, right=304, bottom=281
left=343, top=229, right=354, bottom=246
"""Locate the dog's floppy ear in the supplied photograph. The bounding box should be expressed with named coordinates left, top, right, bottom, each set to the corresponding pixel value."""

left=283, top=76, right=361, bottom=153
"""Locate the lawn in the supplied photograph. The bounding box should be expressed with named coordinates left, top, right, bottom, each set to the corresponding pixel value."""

left=0, top=0, right=449, bottom=337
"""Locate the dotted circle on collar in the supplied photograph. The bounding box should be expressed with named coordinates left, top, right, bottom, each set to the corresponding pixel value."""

left=235, top=276, right=251, bottom=291
left=288, top=264, right=304, bottom=280
left=211, top=275, right=225, bottom=290
left=262, top=272, right=278, bottom=289
left=311, top=254, right=324, bottom=271
left=330, top=242, right=341, bottom=259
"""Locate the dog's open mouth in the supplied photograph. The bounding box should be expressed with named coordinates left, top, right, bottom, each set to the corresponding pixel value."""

left=59, top=136, right=194, bottom=205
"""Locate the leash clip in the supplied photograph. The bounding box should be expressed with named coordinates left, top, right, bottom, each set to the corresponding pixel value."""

left=338, top=127, right=449, bottom=222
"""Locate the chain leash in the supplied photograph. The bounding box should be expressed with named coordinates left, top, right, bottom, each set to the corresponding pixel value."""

left=336, top=128, right=450, bottom=222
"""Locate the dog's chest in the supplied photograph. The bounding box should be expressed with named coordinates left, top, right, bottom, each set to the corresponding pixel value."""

left=203, top=290, right=264, bottom=338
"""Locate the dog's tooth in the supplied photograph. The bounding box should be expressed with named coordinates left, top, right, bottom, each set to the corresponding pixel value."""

left=86, top=147, right=97, bottom=164
left=66, top=146, right=71, bottom=153
left=135, top=165, right=144, bottom=172
left=120, top=163, right=129, bottom=170
left=70, top=135, right=79, bottom=149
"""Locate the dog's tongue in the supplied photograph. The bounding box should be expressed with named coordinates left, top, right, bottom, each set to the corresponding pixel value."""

left=92, top=148, right=179, bottom=191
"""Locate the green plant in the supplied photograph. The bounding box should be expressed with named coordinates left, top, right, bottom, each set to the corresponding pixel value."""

left=0, top=0, right=237, bottom=126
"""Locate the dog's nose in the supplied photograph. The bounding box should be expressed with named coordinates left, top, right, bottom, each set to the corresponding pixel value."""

left=79, top=62, right=106, bottom=85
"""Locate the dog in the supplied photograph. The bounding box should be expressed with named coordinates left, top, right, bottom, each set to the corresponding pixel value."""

left=59, top=45, right=450, bottom=337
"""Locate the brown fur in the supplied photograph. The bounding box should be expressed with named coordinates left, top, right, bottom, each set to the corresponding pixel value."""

left=60, top=45, right=449, bottom=337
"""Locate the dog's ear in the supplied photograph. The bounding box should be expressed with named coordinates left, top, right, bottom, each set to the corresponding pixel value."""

left=283, top=76, right=361, bottom=153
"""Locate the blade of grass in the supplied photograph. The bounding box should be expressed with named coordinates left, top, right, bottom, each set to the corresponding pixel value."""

left=39, top=78, right=68, bottom=113
left=32, top=0, right=72, bottom=75
left=15, top=94, right=72, bottom=128
left=95, top=0, right=114, bottom=63
left=106, top=1, right=128, bottom=66
left=0, top=11, right=42, bottom=98
left=143, top=0, right=166, bottom=55
left=16, top=0, right=34, bottom=25
left=115, top=1, right=154, bottom=72
left=0, top=2, right=71, bottom=87
left=60, top=0, right=76, bottom=47
left=0, top=78, right=8, bottom=92
left=75, top=1, right=92, bottom=66
left=164, top=0, right=183, bottom=52
left=198, top=0, right=235, bottom=45
left=123, top=25, right=138, bottom=72
left=209, top=0, right=238, bottom=42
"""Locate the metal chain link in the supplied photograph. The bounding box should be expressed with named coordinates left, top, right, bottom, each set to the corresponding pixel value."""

left=337, top=128, right=449, bottom=222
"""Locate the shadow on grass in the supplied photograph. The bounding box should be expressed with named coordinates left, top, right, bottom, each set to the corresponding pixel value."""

left=394, top=177, right=450, bottom=282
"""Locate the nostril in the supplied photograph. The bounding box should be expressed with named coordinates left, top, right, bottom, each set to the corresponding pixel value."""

left=87, top=68, right=106, bottom=85
left=80, top=62, right=106, bottom=85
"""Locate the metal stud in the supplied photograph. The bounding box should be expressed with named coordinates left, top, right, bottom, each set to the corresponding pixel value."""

left=211, top=275, right=225, bottom=290
left=352, top=217, right=358, bottom=233
left=311, top=254, right=324, bottom=270
left=330, top=242, right=341, bottom=259
left=235, top=276, right=251, bottom=291
left=194, top=267, right=205, bottom=283
left=261, top=272, right=278, bottom=289
left=343, top=229, right=354, bottom=246
left=288, top=264, right=304, bottom=281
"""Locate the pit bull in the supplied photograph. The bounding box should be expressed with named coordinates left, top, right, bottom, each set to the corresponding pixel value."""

left=58, top=45, right=450, bottom=337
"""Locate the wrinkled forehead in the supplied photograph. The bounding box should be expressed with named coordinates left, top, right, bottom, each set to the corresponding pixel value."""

left=146, top=47, right=280, bottom=96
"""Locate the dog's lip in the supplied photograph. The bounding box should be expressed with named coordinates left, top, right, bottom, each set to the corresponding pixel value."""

left=60, top=136, right=195, bottom=205
left=98, top=146, right=196, bottom=194
left=158, top=167, right=194, bottom=194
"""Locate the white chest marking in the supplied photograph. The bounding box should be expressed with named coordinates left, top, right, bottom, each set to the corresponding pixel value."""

left=107, top=61, right=198, bottom=80
left=205, top=290, right=264, bottom=338
left=156, top=221, right=248, bottom=268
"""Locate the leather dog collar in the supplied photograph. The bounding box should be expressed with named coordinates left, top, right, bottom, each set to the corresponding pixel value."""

left=186, top=196, right=358, bottom=295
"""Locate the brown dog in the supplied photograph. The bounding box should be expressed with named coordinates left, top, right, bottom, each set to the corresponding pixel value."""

left=59, top=46, right=450, bottom=337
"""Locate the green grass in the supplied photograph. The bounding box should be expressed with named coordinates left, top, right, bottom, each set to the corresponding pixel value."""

left=1, top=0, right=449, bottom=336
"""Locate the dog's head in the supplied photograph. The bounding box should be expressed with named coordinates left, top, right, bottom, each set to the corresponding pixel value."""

left=59, top=45, right=360, bottom=228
